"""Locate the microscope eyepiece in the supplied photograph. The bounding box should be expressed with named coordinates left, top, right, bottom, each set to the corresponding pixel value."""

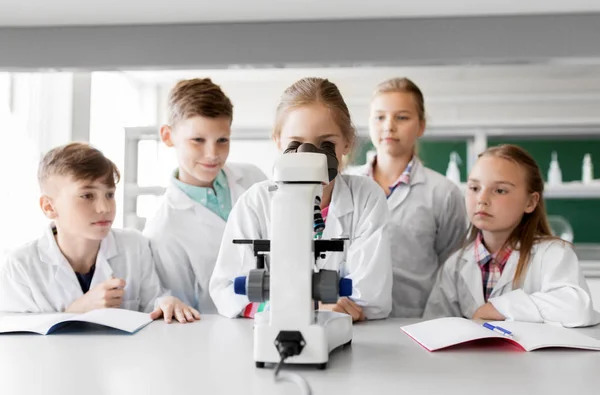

left=283, top=140, right=302, bottom=154
left=283, top=141, right=338, bottom=182
left=319, top=141, right=339, bottom=182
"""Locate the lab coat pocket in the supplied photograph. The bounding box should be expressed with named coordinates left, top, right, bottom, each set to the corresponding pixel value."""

left=389, top=205, right=435, bottom=260
left=121, top=298, right=141, bottom=311
left=403, top=207, right=435, bottom=241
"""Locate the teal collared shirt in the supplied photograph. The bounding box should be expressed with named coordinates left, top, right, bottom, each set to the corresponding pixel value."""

left=172, top=169, right=232, bottom=221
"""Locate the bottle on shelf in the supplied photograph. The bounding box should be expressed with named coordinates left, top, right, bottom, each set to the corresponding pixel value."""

left=547, top=151, right=562, bottom=186
left=446, top=151, right=462, bottom=186
left=582, top=153, right=594, bottom=184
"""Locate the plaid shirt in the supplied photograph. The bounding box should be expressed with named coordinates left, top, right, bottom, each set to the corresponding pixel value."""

left=368, top=156, right=415, bottom=198
left=474, top=232, right=513, bottom=302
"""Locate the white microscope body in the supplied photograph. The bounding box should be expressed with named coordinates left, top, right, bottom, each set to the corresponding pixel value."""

left=234, top=144, right=353, bottom=369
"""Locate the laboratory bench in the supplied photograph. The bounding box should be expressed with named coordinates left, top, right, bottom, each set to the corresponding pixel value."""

left=1, top=315, right=599, bottom=395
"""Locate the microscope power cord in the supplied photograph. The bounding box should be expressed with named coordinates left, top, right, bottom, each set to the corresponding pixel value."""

left=274, top=349, right=314, bottom=395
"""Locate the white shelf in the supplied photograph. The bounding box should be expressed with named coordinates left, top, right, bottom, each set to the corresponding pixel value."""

left=459, top=182, right=600, bottom=199
left=124, top=184, right=166, bottom=196
left=125, top=126, right=160, bottom=141
left=544, top=183, right=600, bottom=199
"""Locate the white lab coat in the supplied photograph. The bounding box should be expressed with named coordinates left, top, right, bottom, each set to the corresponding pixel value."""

left=423, top=240, right=600, bottom=327
left=143, top=163, right=267, bottom=313
left=209, top=174, right=393, bottom=320
left=346, top=158, right=467, bottom=318
left=0, top=225, right=165, bottom=313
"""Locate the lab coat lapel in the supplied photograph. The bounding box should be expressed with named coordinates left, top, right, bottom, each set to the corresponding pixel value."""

left=88, top=231, right=117, bottom=289
left=224, top=164, right=246, bottom=203
left=490, top=250, right=520, bottom=297
left=193, top=203, right=226, bottom=225
left=386, top=186, right=410, bottom=212
left=458, top=246, right=486, bottom=307
left=387, top=159, right=426, bottom=212
left=39, top=225, right=84, bottom=300
left=166, top=174, right=226, bottom=226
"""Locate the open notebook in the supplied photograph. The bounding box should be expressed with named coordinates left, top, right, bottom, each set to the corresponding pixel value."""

left=0, top=308, right=153, bottom=335
left=401, top=317, right=600, bottom=352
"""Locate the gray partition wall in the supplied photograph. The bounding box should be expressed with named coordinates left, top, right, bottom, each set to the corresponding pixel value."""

left=1, top=13, right=600, bottom=70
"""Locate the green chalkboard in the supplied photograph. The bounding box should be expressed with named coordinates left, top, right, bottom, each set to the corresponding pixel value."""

left=352, top=137, right=469, bottom=180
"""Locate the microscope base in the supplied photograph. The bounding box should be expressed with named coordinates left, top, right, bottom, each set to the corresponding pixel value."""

left=253, top=310, right=353, bottom=369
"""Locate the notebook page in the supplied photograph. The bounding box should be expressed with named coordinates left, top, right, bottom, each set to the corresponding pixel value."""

left=68, top=308, right=153, bottom=333
left=0, top=313, right=76, bottom=334
left=401, top=317, right=507, bottom=351
left=487, top=321, right=600, bottom=351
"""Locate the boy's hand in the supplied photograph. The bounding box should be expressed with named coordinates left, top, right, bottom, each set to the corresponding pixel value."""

left=150, top=296, right=200, bottom=324
left=472, top=302, right=505, bottom=321
left=320, top=297, right=366, bottom=322
left=65, top=277, right=126, bottom=313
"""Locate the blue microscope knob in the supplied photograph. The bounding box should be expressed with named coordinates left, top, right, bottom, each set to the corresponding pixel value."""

left=234, top=276, right=247, bottom=295
left=339, top=278, right=353, bottom=297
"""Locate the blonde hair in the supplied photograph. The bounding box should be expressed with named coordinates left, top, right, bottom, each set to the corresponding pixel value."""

left=373, top=77, right=426, bottom=121
left=273, top=77, right=356, bottom=150
left=167, top=78, right=233, bottom=125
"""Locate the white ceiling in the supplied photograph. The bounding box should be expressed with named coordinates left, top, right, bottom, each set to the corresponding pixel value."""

left=1, top=0, right=600, bottom=27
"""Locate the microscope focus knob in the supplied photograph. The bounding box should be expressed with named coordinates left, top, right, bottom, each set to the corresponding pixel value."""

left=234, top=270, right=270, bottom=302
left=339, top=278, right=353, bottom=297
left=234, top=276, right=247, bottom=295
left=313, top=271, right=354, bottom=302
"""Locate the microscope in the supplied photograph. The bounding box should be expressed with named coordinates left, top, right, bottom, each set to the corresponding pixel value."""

left=233, top=141, right=353, bottom=370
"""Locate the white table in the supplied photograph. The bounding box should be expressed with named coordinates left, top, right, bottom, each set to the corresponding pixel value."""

left=1, top=315, right=600, bottom=395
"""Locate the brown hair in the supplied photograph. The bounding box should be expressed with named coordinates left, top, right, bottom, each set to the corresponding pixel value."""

left=167, top=78, right=233, bottom=125
left=465, top=144, right=556, bottom=286
left=38, top=142, right=120, bottom=188
left=273, top=77, right=356, bottom=150
left=373, top=77, right=426, bottom=121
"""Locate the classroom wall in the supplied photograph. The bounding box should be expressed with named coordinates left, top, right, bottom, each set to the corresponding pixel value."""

left=169, top=63, right=600, bottom=245
left=146, top=63, right=600, bottom=242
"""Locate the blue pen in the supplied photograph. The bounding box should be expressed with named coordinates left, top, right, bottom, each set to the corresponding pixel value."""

left=483, top=322, right=514, bottom=338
